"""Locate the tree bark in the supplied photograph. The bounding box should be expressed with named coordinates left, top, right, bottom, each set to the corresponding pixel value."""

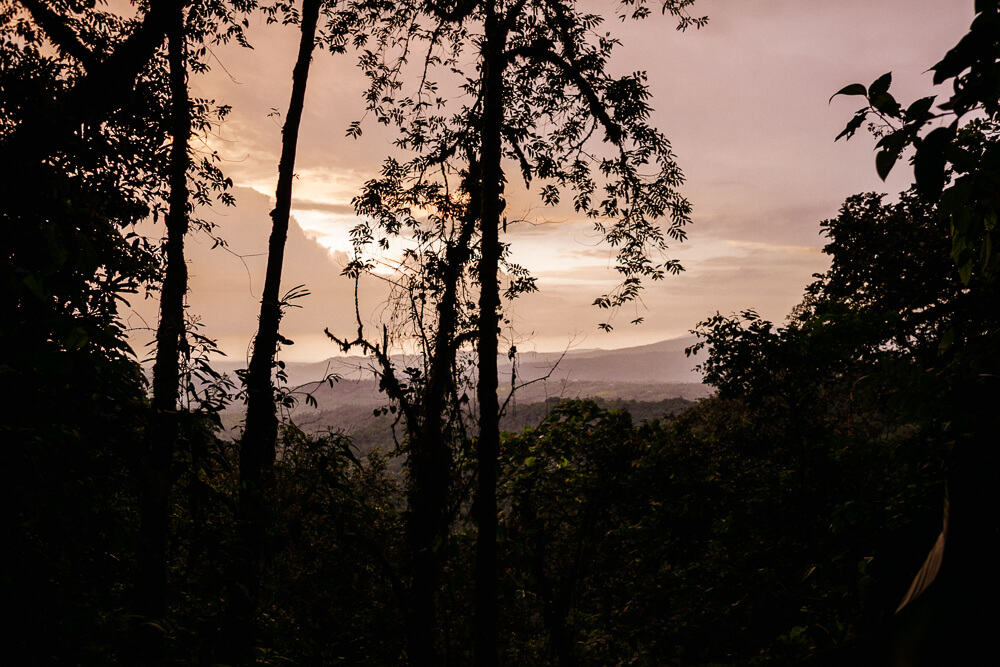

left=136, top=0, right=189, bottom=643
left=228, top=0, right=321, bottom=662
left=474, top=4, right=505, bottom=665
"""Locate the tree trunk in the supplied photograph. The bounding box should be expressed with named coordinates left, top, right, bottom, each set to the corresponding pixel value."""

left=474, top=5, right=505, bottom=665
left=136, top=0, right=189, bottom=649
left=405, top=180, right=479, bottom=663
left=227, top=0, right=320, bottom=662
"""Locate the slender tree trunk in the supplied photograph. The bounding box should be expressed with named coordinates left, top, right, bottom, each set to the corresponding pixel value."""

left=474, top=5, right=505, bottom=665
left=137, top=0, right=189, bottom=638
left=228, top=0, right=320, bottom=662
left=405, top=188, right=478, bottom=663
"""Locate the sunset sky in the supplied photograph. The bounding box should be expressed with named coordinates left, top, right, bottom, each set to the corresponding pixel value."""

left=126, top=0, right=972, bottom=362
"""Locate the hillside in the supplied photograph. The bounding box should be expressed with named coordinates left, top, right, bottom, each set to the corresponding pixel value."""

left=218, top=336, right=712, bottom=450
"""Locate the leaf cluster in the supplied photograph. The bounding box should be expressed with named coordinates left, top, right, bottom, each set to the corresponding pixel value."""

left=832, top=1, right=1000, bottom=282
left=350, top=0, right=698, bottom=333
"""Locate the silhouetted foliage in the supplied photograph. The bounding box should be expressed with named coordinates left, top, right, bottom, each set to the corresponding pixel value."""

left=2, top=5, right=169, bottom=660
left=344, top=2, right=700, bottom=659
left=832, top=4, right=1000, bottom=660
left=833, top=1, right=1000, bottom=283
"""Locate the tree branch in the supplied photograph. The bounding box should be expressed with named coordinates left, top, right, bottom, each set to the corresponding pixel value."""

left=323, top=275, right=417, bottom=428
left=504, top=44, right=622, bottom=144
left=17, top=0, right=97, bottom=68
left=1, top=0, right=172, bottom=168
left=499, top=346, right=568, bottom=418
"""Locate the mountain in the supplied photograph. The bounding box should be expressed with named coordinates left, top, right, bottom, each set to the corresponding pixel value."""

left=216, top=334, right=705, bottom=388
left=506, top=336, right=703, bottom=385
left=218, top=336, right=711, bottom=451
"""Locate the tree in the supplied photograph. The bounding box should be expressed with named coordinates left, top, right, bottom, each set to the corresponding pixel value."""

left=689, top=191, right=978, bottom=401
left=2, top=1, right=172, bottom=660
left=231, top=0, right=355, bottom=660
left=265, top=426, right=405, bottom=664
left=1, top=0, right=175, bottom=175
left=685, top=190, right=984, bottom=662
left=140, top=0, right=248, bottom=651
left=833, top=4, right=1000, bottom=658
left=4, top=2, right=243, bottom=661
left=832, top=1, right=999, bottom=284
left=136, top=0, right=194, bottom=648
left=348, top=1, right=701, bottom=662
left=500, top=401, right=646, bottom=665
left=331, top=150, right=483, bottom=662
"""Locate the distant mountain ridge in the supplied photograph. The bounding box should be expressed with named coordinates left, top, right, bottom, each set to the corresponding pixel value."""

left=508, top=336, right=703, bottom=385
left=215, top=335, right=705, bottom=389
left=217, top=336, right=710, bottom=447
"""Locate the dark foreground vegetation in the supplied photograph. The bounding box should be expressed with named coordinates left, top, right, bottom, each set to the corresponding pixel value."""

left=3, top=0, right=999, bottom=665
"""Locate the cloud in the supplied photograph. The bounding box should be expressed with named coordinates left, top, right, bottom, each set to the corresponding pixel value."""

left=126, top=187, right=392, bottom=362
left=137, top=0, right=970, bottom=358
left=292, top=199, right=357, bottom=215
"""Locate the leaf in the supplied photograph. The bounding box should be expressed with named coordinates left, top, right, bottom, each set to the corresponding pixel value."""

left=875, top=129, right=906, bottom=152
left=931, top=32, right=976, bottom=84
left=875, top=149, right=899, bottom=181
left=870, top=91, right=901, bottom=117
left=868, top=72, right=892, bottom=99
left=905, top=96, right=936, bottom=122
left=913, top=126, right=952, bottom=198
left=829, top=83, right=867, bottom=104
left=835, top=111, right=867, bottom=142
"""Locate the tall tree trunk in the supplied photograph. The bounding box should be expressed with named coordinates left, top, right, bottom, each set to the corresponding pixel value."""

left=137, top=0, right=189, bottom=640
left=228, top=0, right=320, bottom=662
left=405, top=180, right=478, bottom=663
left=474, top=5, right=505, bottom=665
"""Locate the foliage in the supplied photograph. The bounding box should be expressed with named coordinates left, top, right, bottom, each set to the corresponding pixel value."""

left=2, top=11, right=169, bottom=660
left=832, top=1, right=1000, bottom=283
left=491, top=394, right=942, bottom=665
left=832, top=9, right=1000, bottom=656
left=351, top=0, right=698, bottom=331
left=261, top=427, right=405, bottom=664
left=682, top=186, right=1000, bottom=661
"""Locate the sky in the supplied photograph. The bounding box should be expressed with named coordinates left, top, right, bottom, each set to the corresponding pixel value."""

left=126, top=0, right=974, bottom=363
